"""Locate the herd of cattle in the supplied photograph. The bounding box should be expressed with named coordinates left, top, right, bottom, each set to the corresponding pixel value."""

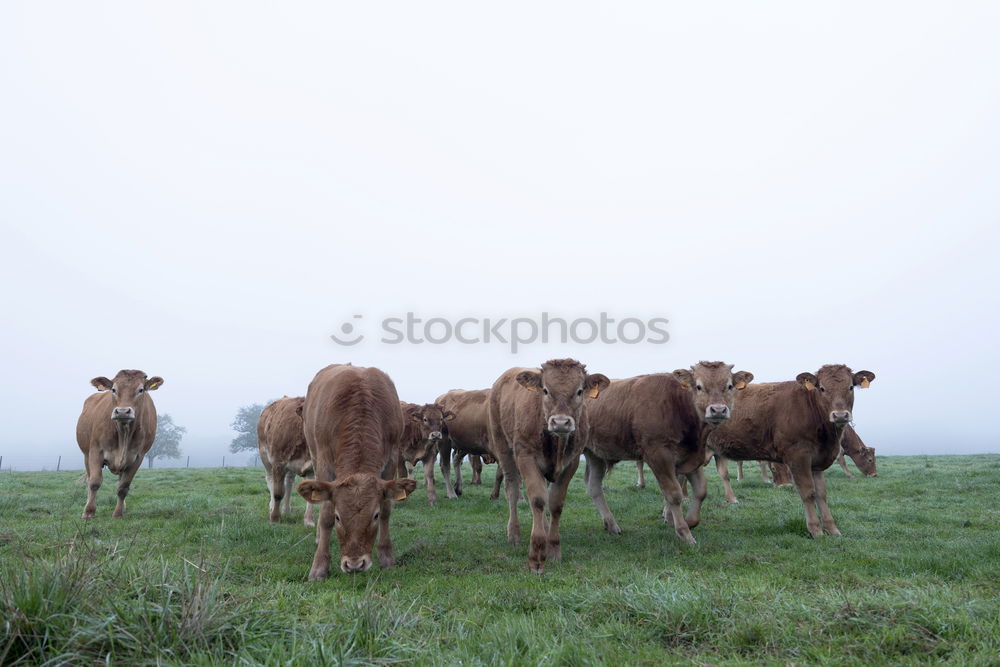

left=75, top=360, right=876, bottom=577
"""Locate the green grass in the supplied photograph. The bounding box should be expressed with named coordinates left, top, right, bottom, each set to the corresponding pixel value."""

left=2, top=455, right=999, bottom=665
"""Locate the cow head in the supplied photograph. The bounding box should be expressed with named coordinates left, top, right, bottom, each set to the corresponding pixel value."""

left=297, top=474, right=416, bottom=573
left=796, top=365, right=875, bottom=425
left=407, top=403, right=454, bottom=447
left=672, top=361, right=753, bottom=425
left=516, top=359, right=610, bottom=436
left=91, top=370, right=162, bottom=425
left=852, top=445, right=878, bottom=477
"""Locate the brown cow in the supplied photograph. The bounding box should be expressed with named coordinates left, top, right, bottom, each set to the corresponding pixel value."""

left=584, top=362, right=753, bottom=543
left=837, top=426, right=877, bottom=477
left=258, top=396, right=315, bottom=525
left=296, top=364, right=416, bottom=579
left=397, top=402, right=454, bottom=506
left=488, top=359, right=609, bottom=573
left=435, top=389, right=501, bottom=500
left=76, top=370, right=163, bottom=519
left=706, top=365, right=875, bottom=537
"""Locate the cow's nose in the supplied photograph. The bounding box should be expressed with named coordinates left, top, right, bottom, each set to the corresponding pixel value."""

left=429, top=431, right=443, bottom=441
left=340, top=556, right=371, bottom=573
left=112, top=407, right=135, bottom=420
left=706, top=404, right=730, bottom=420
left=547, top=416, right=575, bottom=433
left=830, top=410, right=852, bottom=423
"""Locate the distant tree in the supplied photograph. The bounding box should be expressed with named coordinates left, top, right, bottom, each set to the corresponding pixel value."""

left=149, top=414, right=185, bottom=468
left=230, top=402, right=268, bottom=453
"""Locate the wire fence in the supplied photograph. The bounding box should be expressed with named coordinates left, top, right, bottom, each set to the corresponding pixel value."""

left=0, top=453, right=262, bottom=473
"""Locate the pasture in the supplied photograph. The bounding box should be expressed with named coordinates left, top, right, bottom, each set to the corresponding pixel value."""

left=2, top=455, right=999, bottom=665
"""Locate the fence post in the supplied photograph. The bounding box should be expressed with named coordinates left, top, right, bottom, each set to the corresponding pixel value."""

left=186, top=456, right=190, bottom=468
left=0, top=456, right=3, bottom=472
left=57, top=456, right=61, bottom=471
left=222, top=456, right=225, bottom=468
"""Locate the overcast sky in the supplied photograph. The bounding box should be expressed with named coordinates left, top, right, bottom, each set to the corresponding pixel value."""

left=1, top=2, right=998, bottom=469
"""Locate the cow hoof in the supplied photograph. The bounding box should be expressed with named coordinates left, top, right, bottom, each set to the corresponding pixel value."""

left=307, top=571, right=328, bottom=582
left=82, top=512, right=95, bottom=520
left=304, top=519, right=316, bottom=527
left=727, top=500, right=740, bottom=505
left=604, top=521, right=622, bottom=535
left=379, top=556, right=397, bottom=569
left=682, top=535, right=697, bottom=546
left=529, top=563, right=545, bottom=574
left=455, top=489, right=462, bottom=497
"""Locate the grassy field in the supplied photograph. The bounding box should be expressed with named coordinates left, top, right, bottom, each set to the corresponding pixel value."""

left=2, top=455, right=999, bottom=665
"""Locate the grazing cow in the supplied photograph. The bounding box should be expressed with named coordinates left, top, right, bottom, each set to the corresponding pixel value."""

left=76, top=370, right=163, bottom=519
left=435, top=389, right=502, bottom=500
left=707, top=365, right=875, bottom=537
left=296, top=364, right=416, bottom=579
left=837, top=426, right=877, bottom=477
left=397, top=402, right=454, bottom=506
left=769, top=461, right=793, bottom=487
left=258, top=396, right=315, bottom=525
left=488, top=359, right=609, bottom=573
left=584, top=362, right=753, bottom=543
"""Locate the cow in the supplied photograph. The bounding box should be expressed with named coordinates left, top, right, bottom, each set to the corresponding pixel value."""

left=488, top=359, right=609, bottom=573
left=584, top=362, right=753, bottom=543
left=706, top=365, right=875, bottom=537
left=296, top=364, right=416, bottom=579
left=435, top=389, right=502, bottom=500
left=397, top=402, right=454, bottom=506
left=258, top=396, right=315, bottom=525
left=76, top=370, right=163, bottom=519
left=837, top=426, right=877, bottom=477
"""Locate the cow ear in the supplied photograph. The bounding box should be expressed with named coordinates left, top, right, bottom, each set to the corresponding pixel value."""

left=585, top=373, right=610, bottom=398
left=516, top=371, right=542, bottom=393
left=383, top=477, right=417, bottom=501
left=295, top=404, right=304, bottom=417
left=144, top=377, right=164, bottom=391
left=297, top=480, right=334, bottom=503
left=796, top=373, right=818, bottom=390
left=91, top=377, right=113, bottom=392
left=732, top=371, right=754, bottom=390
left=443, top=411, right=456, bottom=421
left=410, top=411, right=424, bottom=422
left=672, top=369, right=694, bottom=390
left=853, top=370, right=875, bottom=388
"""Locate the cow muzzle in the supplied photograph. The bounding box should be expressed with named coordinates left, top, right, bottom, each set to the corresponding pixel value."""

left=340, top=555, right=372, bottom=573
left=429, top=431, right=443, bottom=441
left=705, top=404, right=730, bottom=424
left=112, top=407, right=135, bottom=423
left=547, top=415, right=576, bottom=435
left=829, top=410, right=852, bottom=424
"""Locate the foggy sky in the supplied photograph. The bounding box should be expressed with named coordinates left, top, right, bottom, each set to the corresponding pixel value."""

left=2, top=2, right=999, bottom=469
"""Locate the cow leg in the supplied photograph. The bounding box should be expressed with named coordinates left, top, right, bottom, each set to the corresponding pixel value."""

left=584, top=452, right=622, bottom=535
left=490, top=465, right=504, bottom=500
left=645, top=446, right=696, bottom=545
left=453, top=450, right=465, bottom=497
left=494, top=443, right=521, bottom=544
left=282, top=470, right=295, bottom=516
left=546, top=456, right=580, bottom=562
left=836, top=450, right=854, bottom=478
left=635, top=461, right=646, bottom=488
left=812, top=470, right=841, bottom=536
left=422, top=450, right=437, bottom=506
left=787, top=457, right=823, bottom=538
left=303, top=500, right=315, bottom=527
left=439, top=441, right=459, bottom=500
left=268, top=462, right=288, bottom=523
left=83, top=447, right=103, bottom=519
left=759, top=461, right=771, bottom=484
left=736, top=461, right=744, bottom=481
left=309, top=502, right=334, bottom=580
left=517, top=453, right=551, bottom=573
left=715, top=454, right=739, bottom=504
left=683, top=466, right=708, bottom=529
left=376, top=495, right=398, bottom=568
left=112, top=458, right=142, bottom=518
left=471, top=455, right=483, bottom=485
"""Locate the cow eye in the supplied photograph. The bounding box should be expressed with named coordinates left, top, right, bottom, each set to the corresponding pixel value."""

left=576, top=389, right=583, bottom=396
left=137, top=387, right=145, bottom=394
left=542, top=387, right=549, bottom=396
left=111, top=387, right=117, bottom=394
left=373, top=512, right=380, bottom=521
left=422, top=417, right=428, bottom=423
left=819, top=386, right=826, bottom=393
left=695, top=385, right=704, bottom=392
left=727, top=384, right=734, bottom=391
left=334, top=513, right=341, bottom=523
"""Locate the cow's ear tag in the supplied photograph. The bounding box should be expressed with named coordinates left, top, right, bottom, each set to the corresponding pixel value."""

left=586, top=386, right=601, bottom=399
left=735, top=380, right=747, bottom=390
left=310, top=491, right=325, bottom=502
left=859, top=378, right=870, bottom=389
left=803, top=380, right=815, bottom=391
